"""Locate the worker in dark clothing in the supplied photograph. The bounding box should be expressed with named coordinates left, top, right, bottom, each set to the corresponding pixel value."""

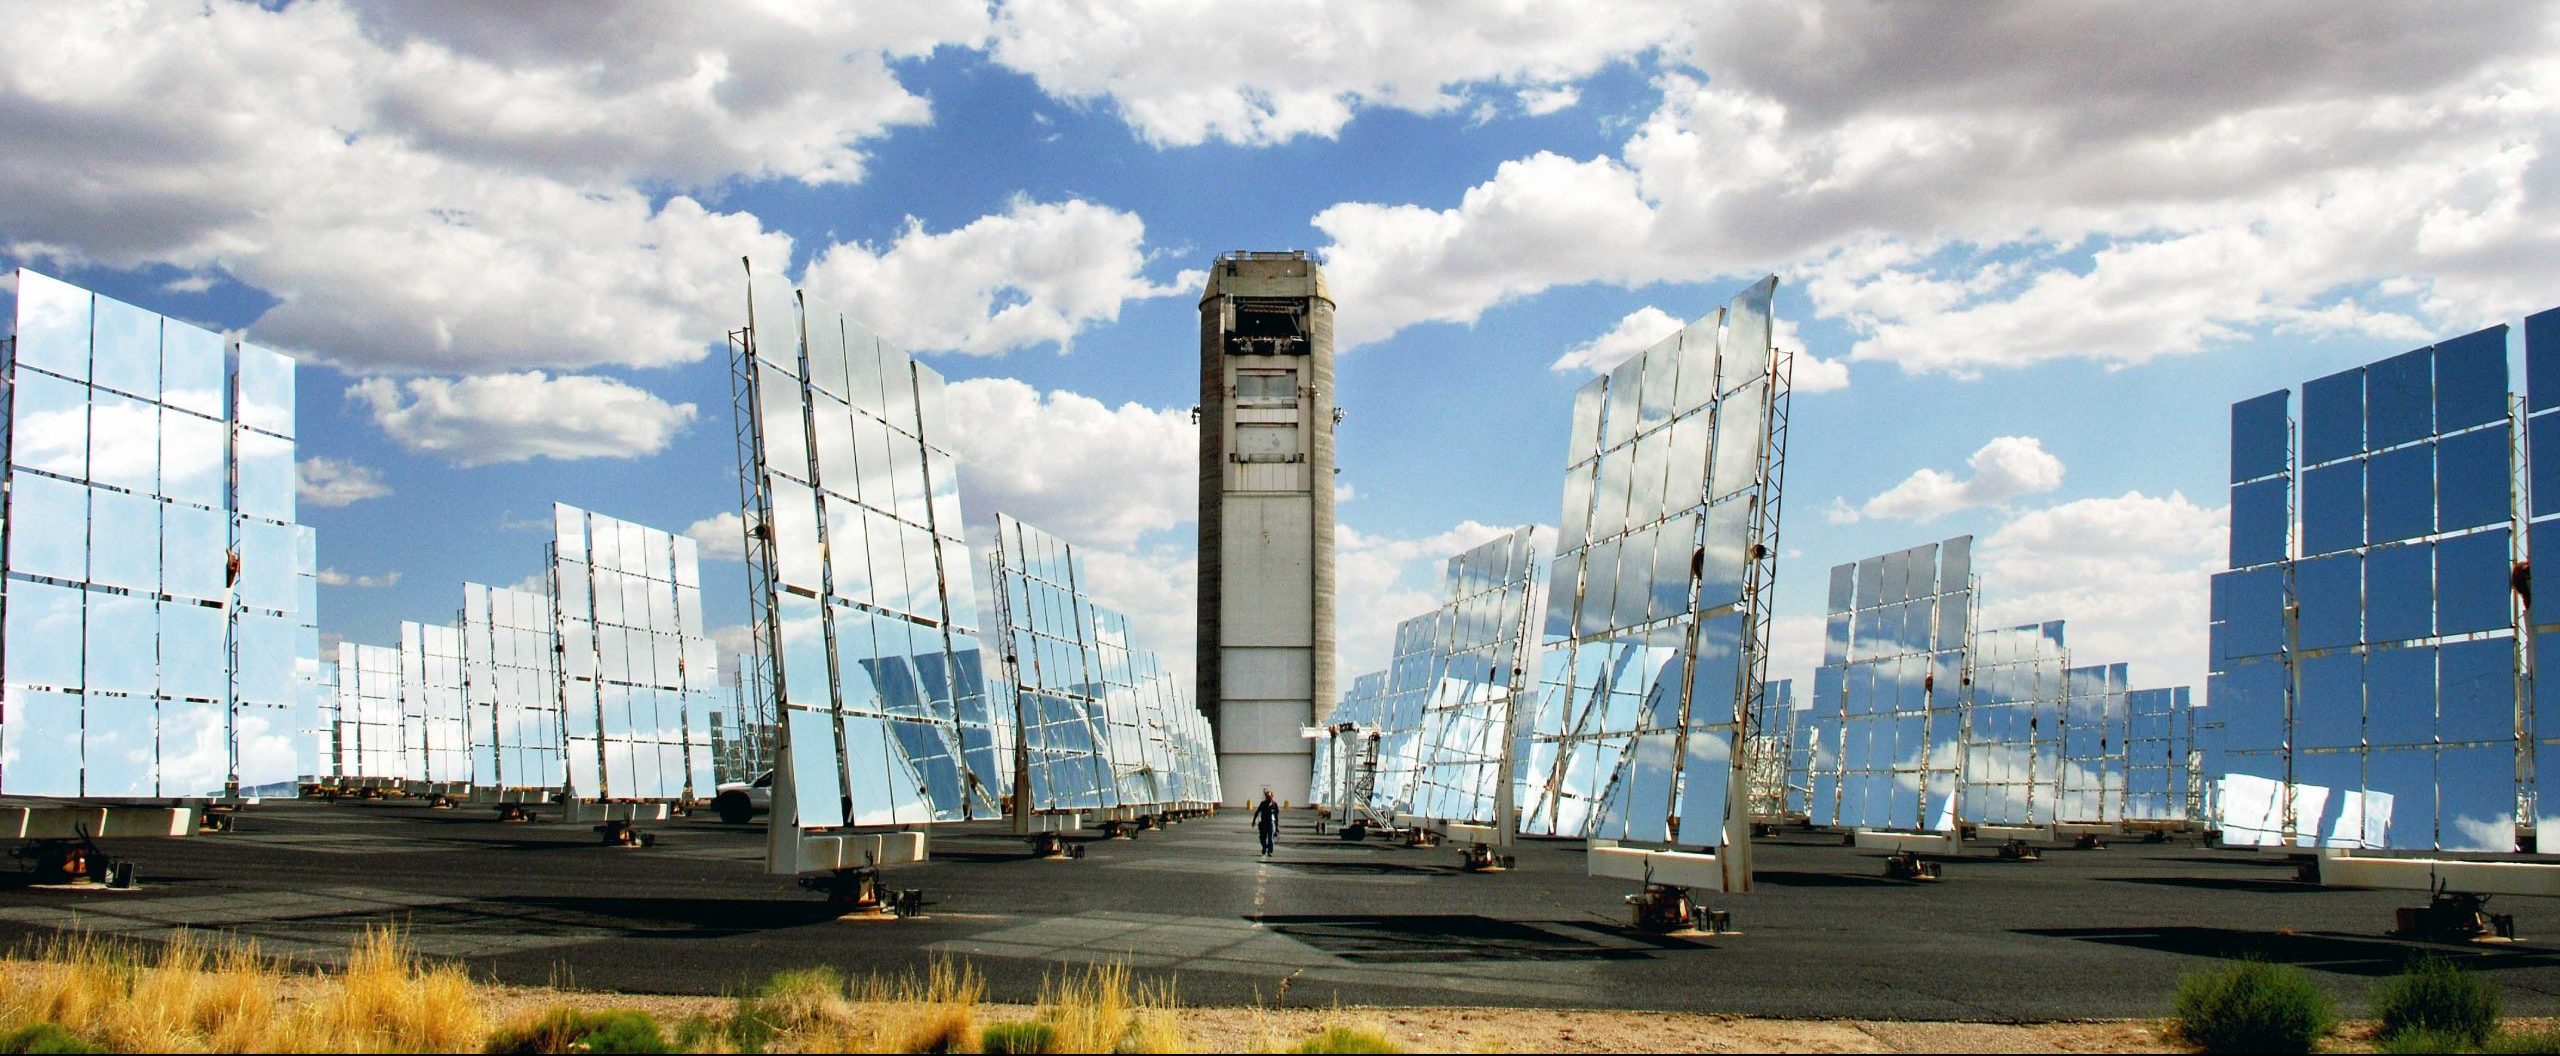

left=1253, top=790, right=1281, bottom=858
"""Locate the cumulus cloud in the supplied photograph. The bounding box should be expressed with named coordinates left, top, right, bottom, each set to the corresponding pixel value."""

left=685, top=512, right=749, bottom=563
left=1556, top=304, right=1847, bottom=392
left=1335, top=520, right=1556, bottom=678
left=1518, top=84, right=1582, bottom=117
left=1311, top=4, right=2560, bottom=368
left=0, top=2, right=1007, bottom=375
left=317, top=568, right=401, bottom=588
left=987, top=2, right=1689, bottom=146
left=941, top=378, right=1195, bottom=549
left=296, top=456, right=392, bottom=508
left=1975, top=490, right=2226, bottom=692
left=801, top=198, right=1199, bottom=356
left=1552, top=306, right=1683, bottom=374
left=349, top=371, right=696, bottom=467
left=1842, top=436, right=2066, bottom=523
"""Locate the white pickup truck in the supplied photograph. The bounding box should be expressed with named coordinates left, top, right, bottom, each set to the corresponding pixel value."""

left=709, top=770, right=772, bottom=825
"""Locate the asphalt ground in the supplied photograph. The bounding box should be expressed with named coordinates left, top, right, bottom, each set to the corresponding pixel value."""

left=4, top=798, right=2560, bottom=1019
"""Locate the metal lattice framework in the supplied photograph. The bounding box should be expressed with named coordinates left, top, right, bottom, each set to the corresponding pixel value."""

left=736, top=261, right=1004, bottom=850
left=460, top=582, right=564, bottom=793
left=2124, top=686, right=2194, bottom=822
left=2212, top=320, right=2533, bottom=851
left=1744, top=678, right=1800, bottom=822
left=1810, top=539, right=1973, bottom=833
left=2058, top=662, right=2129, bottom=825
left=1521, top=275, right=1790, bottom=865
left=988, top=512, right=1217, bottom=814
left=400, top=622, right=471, bottom=788
left=1405, top=527, right=1543, bottom=830
left=0, top=267, right=306, bottom=799
left=1960, top=621, right=2067, bottom=827
left=550, top=504, right=718, bottom=803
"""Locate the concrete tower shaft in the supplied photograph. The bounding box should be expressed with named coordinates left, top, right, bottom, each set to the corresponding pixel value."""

left=1197, top=251, right=1336, bottom=806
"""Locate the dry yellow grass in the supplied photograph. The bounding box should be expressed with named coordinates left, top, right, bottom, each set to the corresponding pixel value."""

left=0, top=928, right=483, bottom=1054
left=0, top=930, right=2262, bottom=1054
left=1033, top=960, right=1190, bottom=1053
left=295, top=927, right=486, bottom=1052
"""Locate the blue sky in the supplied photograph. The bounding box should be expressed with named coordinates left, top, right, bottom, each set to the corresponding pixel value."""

left=3, top=2, right=2554, bottom=700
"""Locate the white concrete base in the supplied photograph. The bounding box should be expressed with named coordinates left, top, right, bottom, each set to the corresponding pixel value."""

left=2055, top=822, right=2121, bottom=838
left=1853, top=830, right=1960, bottom=854
left=1588, top=844, right=1729, bottom=892
left=565, top=801, right=672, bottom=824
left=1973, top=825, right=2053, bottom=842
left=0, top=805, right=196, bottom=839
left=2318, top=852, right=2560, bottom=897
left=1013, top=812, right=1083, bottom=835
left=772, top=830, right=930, bottom=876
left=1436, top=821, right=1503, bottom=845
left=469, top=787, right=557, bottom=805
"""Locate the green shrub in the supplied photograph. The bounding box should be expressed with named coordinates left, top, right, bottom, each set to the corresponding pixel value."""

left=2381, top=1027, right=2483, bottom=1054
left=1290, top=1026, right=1401, bottom=1054
left=0, top=1025, right=103, bottom=1055
left=484, top=1007, right=675, bottom=1054
left=2486, top=1028, right=2560, bottom=1054
left=979, top=1019, right=1059, bottom=1054
left=2170, top=961, right=2336, bottom=1054
left=2377, top=957, right=2502, bottom=1047
left=671, top=1013, right=728, bottom=1052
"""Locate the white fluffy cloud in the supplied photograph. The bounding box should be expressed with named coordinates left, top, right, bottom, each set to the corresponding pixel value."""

left=1557, top=306, right=1848, bottom=392
left=0, top=1, right=994, bottom=374
left=684, top=512, right=749, bottom=563
left=1975, top=490, right=2226, bottom=693
left=801, top=198, right=1200, bottom=356
left=1552, top=306, right=1682, bottom=374
left=941, top=377, right=1195, bottom=549
left=316, top=568, right=401, bottom=588
left=1313, top=4, right=2560, bottom=369
left=295, top=456, right=391, bottom=508
left=349, top=371, right=697, bottom=467
left=988, top=1, right=1687, bottom=146
left=1335, top=520, right=1556, bottom=678
left=1846, top=436, right=2066, bottom=523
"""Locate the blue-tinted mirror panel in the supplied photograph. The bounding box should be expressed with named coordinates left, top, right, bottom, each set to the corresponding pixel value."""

left=2301, top=459, right=2365, bottom=556
left=2295, top=553, right=2361, bottom=650
left=2230, top=478, right=2288, bottom=567
left=2232, top=390, right=2291, bottom=483
left=2436, top=325, right=2509, bottom=431
left=2366, top=443, right=2433, bottom=544
left=2533, top=417, right=2560, bottom=520
left=2438, top=427, right=2511, bottom=532
left=2530, top=308, right=2560, bottom=413
left=2436, top=528, right=2513, bottom=636
left=2364, top=543, right=2432, bottom=643
left=2302, top=368, right=2364, bottom=466
left=2365, top=348, right=2432, bottom=451
left=2437, top=638, right=2514, bottom=745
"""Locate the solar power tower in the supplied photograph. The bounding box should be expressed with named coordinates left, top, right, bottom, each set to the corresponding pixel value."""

left=1523, top=276, right=1791, bottom=927
left=2211, top=312, right=2560, bottom=927
left=1197, top=251, right=1336, bottom=806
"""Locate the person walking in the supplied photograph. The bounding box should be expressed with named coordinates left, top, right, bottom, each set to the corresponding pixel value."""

left=1253, top=789, right=1281, bottom=858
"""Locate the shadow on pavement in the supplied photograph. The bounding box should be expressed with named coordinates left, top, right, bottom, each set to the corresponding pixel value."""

left=1254, top=913, right=1676, bottom=963
left=2017, top=925, right=2560, bottom=975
